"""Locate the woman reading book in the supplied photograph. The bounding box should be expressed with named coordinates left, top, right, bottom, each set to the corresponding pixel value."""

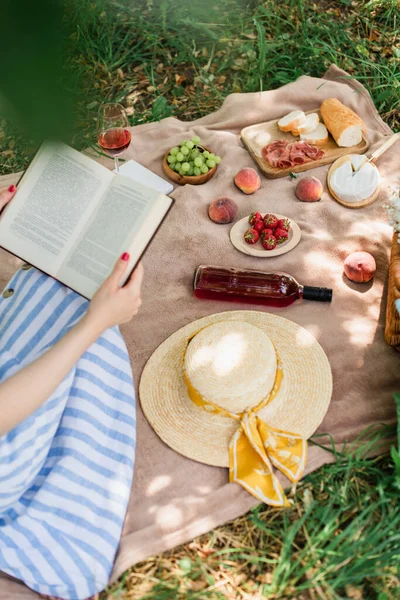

left=0, top=185, right=143, bottom=600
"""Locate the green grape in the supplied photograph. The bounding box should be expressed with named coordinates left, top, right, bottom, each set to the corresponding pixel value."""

left=200, top=164, right=209, bottom=174
left=189, top=160, right=194, bottom=166
left=208, top=153, right=215, bottom=160
left=214, top=155, right=221, bottom=164
left=180, top=141, right=186, bottom=146
left=187, top=167, right=194, bottom=176
left=194, top=167, right=201, bottom=176
left=181, top=162, right=190, bottom=172
left=203, top=150, right=210, bottom=158
left=176, top=152, right=184, bottom=162
left=185, top=140, right=194, bottom=149
left=167, top=155, right=176, bottom=164
left=170, top=146, right=179, bottom=156
left=180, top=146, right=189, bottom=156
left=174, top=163, right=181, bottom=171
left=179, top=168, right=186, bottom=176
left=191, top=148, right=199, bottom=157
left=194, top=157, right=203, bottom=167
left=192, top=136, right=201, bottom=144
left=206, top=159, right=216, bottom=168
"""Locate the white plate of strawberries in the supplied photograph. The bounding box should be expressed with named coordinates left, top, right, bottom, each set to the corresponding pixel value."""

left=230, top=212, right=301, bottom=257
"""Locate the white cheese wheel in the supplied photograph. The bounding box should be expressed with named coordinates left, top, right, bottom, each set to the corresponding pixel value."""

left=350, top=154, right=367, bottom=170
left=330, top=155, right=379, bottom=203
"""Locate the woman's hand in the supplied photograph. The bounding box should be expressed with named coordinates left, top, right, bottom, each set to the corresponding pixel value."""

left=0, top=185, right=16, bottom=213
left=85, top=253, right=144, bottom=334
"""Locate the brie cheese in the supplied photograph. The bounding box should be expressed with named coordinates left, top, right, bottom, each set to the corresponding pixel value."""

left=330, top=155, right=379, bottom=203
left=252, top=131, right=272, bottom=149
left=350, top=154, right=367, bottom=170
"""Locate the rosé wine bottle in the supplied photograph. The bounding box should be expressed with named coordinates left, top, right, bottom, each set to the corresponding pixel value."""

left=193, top=265, right=332, bottom=308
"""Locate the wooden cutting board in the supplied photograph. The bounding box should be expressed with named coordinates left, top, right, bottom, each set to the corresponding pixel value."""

left=241, top=109, right=369, bottom=179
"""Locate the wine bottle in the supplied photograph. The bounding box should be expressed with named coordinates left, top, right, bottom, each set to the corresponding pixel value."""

left=193, top=265, right=332, bottom=308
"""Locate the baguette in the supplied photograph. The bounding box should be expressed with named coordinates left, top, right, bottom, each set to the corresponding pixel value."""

left=291, top=112, right=319, bottom=136
left=278, top=110, right=306, bottom=132
left=299, top=123, right=328, bottom=145
left=320, top=98, right=366, bottom=147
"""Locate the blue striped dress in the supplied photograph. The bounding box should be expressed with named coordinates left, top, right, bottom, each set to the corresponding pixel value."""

left=0, top=266, right=136, bottom=600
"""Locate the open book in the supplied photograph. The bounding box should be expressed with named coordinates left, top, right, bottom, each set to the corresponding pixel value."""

left=0, top=142, right=174, bottom=299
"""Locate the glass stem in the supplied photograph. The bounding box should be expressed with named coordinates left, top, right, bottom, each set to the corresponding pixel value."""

left=114, top=157, right=119, bottom=173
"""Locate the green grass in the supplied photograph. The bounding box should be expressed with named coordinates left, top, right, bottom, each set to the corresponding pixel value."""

left=1, top=1, right=399, bottom=597
left=104, top=421, right=400, bottom=599
left=0, top=0, right=399, bottom=175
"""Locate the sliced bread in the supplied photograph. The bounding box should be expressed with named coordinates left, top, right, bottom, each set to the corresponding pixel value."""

left=277, top=110, right=306, bottom=132
left=299, top=123, right=329, bottom=146
left=320, top=98, right=366, bottom=147
left=291, top=112, right=320, bottom=136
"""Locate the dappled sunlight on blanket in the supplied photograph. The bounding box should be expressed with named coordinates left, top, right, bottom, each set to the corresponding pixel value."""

left=154, top=504, right=183, bottom=529
left=309, top=228, right=333, bottom=242
left=347, top=218, right=392, bottom=238
left=303, top=323, right=321, bottom=340
left=303, top=250, right=340, bottom=274
left=146, top=475, right=172, bottom=497
left=342, top=317, right=378, bottom=346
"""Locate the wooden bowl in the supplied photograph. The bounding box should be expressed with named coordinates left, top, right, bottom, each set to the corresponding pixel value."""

left=162, top=149, right=217, bottom=185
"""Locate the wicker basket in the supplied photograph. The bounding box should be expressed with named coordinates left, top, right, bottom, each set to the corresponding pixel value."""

left=385, top=232, right=400, bottom=350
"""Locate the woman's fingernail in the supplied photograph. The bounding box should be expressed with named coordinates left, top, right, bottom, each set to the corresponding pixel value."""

left=8, top=185, right=15, bottom=193
left=121, top=252, right=129, bottom=261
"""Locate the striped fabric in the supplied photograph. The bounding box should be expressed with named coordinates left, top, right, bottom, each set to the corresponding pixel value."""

left=0, top=267, right=136, bottom=600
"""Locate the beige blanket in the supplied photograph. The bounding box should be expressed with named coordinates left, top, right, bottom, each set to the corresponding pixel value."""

left=0, top=65, right=398, bottom=599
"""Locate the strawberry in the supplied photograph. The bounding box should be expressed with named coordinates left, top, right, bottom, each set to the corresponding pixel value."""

left=274, top=228, right=289, bottom=243
left=262, top=234, right=277, bottom=250
left=276, top=218, right=291, bottom=232
left=244, top=228, right=260, bottom=244
left=253, top=219, right=265, bottom=233
left=260, top=227, right=273, bottom=241
left=263, top=213, right=279, bottom=229
left=248, top=211, right=263, bottom=226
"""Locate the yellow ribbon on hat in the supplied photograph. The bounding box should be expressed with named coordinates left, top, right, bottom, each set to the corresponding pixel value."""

left=183, top=334, right=307, bottom=508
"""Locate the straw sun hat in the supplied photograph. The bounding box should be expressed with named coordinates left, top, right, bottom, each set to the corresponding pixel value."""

left=140, top=310, right=332, bottom=507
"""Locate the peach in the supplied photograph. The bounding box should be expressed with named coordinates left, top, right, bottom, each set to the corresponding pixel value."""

left=234, top=168, right=261, bottom=194
left=295, top=176, right=323, bottom=202
left=208, top=197, right=238, bottom=224
left=344, top=252, right=376, bottom=283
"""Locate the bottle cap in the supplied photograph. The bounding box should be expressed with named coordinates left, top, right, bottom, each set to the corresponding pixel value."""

left=302, top=286, right=332, bottom=302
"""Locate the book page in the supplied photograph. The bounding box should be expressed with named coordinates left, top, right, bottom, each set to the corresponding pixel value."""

left=57, top=176, right=172, bottom=298
left=0, top=142, right=112, bottom=275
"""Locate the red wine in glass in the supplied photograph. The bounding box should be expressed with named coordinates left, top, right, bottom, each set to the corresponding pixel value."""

left=98, top=128, right=131, bottom=157
left=97, top=103, right=131, bottom=172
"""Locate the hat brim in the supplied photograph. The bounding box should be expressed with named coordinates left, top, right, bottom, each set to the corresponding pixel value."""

left=139, top=310, right=332, bottom=468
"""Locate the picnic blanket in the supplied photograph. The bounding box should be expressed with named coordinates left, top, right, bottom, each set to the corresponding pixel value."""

left=0, top=65, right=398, bottom=599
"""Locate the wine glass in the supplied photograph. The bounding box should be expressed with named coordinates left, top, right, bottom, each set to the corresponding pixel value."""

left=97, top=102, right=131, bottom=173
